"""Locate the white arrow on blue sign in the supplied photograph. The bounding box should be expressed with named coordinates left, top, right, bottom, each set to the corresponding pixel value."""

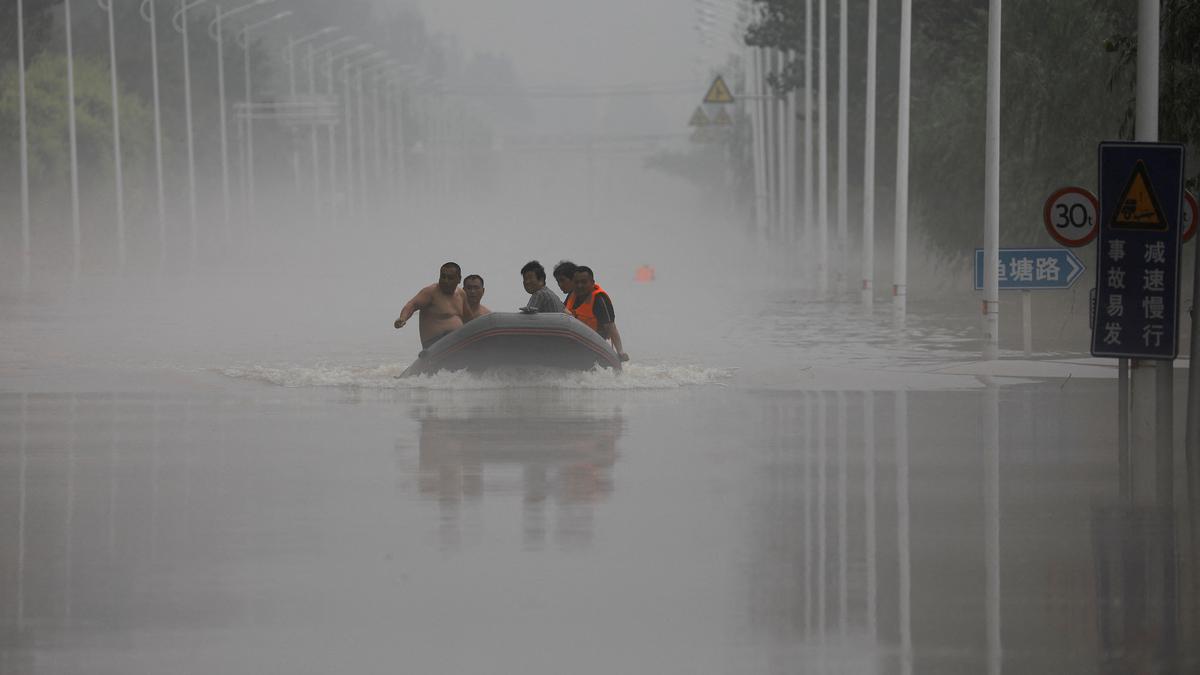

left=974, top=248, right=1086, bottom=290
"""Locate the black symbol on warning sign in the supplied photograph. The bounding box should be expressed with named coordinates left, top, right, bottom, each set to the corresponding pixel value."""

left=1112, top=160, right=1168, bottom=231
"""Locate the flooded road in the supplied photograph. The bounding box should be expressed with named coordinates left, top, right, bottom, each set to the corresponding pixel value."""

left=1, top=279, right=1197, bottom=674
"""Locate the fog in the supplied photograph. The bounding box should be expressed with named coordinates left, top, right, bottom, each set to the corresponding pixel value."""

left=2, top=0, right=1198, bottom=673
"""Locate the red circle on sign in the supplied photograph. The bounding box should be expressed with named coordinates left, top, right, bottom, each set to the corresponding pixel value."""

left=1184, top=191, right=1198, bottom=243
left=1043, top=186, right=1099, bottom=247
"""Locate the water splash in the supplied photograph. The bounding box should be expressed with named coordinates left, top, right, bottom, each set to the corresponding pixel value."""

left=218, top=362, right=732, bottom=390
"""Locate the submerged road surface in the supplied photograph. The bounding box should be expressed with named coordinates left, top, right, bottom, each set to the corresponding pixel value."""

left=1, top=276, right=1197, bottom=674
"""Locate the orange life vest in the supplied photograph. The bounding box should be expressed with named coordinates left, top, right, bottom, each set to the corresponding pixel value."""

left=567, top=283, right=609, bottom=332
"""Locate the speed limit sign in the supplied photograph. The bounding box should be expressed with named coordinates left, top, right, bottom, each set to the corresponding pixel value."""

left=1183, top=190, right=1198, bottom=243
left=1043, top=186, right=1098, bottom=247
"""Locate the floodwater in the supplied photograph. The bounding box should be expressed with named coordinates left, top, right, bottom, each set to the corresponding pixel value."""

left=1, top=269, right=1197, bottom=675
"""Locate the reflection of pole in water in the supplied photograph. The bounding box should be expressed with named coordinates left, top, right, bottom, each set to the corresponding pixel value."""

left=864, top=391, right=877, bottom=643
left=837, top=391, right=848, bottom=644
left=983, top=382, right=1002, bottom=675
left=65, top=394, right=78, bottom=624
left=18, top=393, right=28, bottom=630
left=896, top=390, right=912, bottom=675
left=803, top=392, right=814, bottom=637
left=817, top=392, right=827, bottom=642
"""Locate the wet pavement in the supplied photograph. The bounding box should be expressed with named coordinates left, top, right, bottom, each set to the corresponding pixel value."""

left=1, top=372, right=1197, bottom=674
left=1, top=272, right=1198, bottom=674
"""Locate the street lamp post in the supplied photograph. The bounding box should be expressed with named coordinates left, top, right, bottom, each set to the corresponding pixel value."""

left=283, top=27, right=338, bottom=211
left=310, top=38, right=363, bottom=222
left=338, top=49, right=387, bottom=222
left=237, top=9, right=292, bottom=226
left=140, top=0, right=167, bottom=270
left=209, top=0, right=277, bottom=241
left=16, top=0, right=30, bottom=287
left=65, top=0, right=82, bottom=282
left=173, top=0, right=209, bottom=266
left=98, top=0, right=127, bottom=270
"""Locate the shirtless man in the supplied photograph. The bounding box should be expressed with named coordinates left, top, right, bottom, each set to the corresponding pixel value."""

left=462, top=274, right=491, bottom=321
left=394, top=262, right=467, bottom=348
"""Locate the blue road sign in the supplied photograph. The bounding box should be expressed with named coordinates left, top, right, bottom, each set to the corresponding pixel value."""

left=974, top=248, right=1086, bottom=290
left=1091, top=142, right=1186, bottom=360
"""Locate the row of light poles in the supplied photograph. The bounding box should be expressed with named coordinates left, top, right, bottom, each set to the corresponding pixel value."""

left=11, top=0, right=463, bottom=284
left=698, top=0, right=912, bottom=320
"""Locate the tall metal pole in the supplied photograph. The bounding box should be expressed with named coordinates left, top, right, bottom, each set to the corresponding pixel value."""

left=16, top=0, right=30, bottom=288
left=775, top=50, right=787, bottom=241
left=837, top=0, right=848, bottom=294
left=785, top=51, right=797, bottom=244
left=213, top=8, right=231, bottom=239
left=804, top=0, right=814, bottom=248
left=243, top=32, right=255, bottom=224
left=983, top=0, right=1002, bottom=360
left=748, top=48, right=768, bottom=239
left=174, top=0, right=202, bottom=264
left=287, top=34, right=301, bottom=200
left=1133, top=0, right=1169, bottom=507
left=327, top=53, right=339, bottom=221
left=893, top=0, right=912, bottom=325
left=99, top=0, right=127, bottom=271
left=356, top=65, right=368, bottom=218
left=308, top=43, right=320, bottom=218
left=343, top=67, right=355, bottom=220
left=66, top=0, right=82, bottom=282
left=861, top=0, right=877, bottom=308
left=818, top=0, right=829, bottom=296
left=141, top=0, right=168, bottom=270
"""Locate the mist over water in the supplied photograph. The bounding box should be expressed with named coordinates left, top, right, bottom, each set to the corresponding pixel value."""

left=4, top=1, right=1199, bottom=673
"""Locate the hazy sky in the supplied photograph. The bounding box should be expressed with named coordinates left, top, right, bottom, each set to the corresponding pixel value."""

left=408, top=0, right=712, bottom=87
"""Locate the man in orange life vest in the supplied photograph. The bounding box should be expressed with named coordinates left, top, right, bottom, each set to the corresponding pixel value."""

left=567, top=266, right=629, bottom=362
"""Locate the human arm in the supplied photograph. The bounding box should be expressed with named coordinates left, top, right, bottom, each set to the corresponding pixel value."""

left=593, top=294, right=627, bottom=361
left=394, top=287, right=432, bottom=329
left=600, top=322, right=628, bottom=361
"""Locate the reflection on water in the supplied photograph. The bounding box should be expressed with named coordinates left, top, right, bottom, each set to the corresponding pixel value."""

left=407, top=395, right=622, bottom=551
left=744, top=387, right=1199, bottom=675
left=1, top=382, right=1199, bottom=674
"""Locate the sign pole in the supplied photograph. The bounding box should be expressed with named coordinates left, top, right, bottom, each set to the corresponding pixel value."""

left=1135, top=0, right=1167, bottom=508
left=818, top=0, right=830, bottom=296
left=1022, top=289, right=1031, bottom=357
left=861, top=0, right=877, bottom=309
left=982, top=0, right=1001, bottom=360
left=893, top=0, right=912, bottom=326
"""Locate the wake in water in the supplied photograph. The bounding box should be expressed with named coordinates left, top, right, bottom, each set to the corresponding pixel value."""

left=218, top=362, right=733, bottom=390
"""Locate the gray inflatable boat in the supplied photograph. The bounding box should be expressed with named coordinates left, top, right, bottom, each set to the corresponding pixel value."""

left=399, top=311, right=622, bottom=377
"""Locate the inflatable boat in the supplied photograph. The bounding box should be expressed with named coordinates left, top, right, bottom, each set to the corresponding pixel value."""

left=399, top=311, right=623, bottom=377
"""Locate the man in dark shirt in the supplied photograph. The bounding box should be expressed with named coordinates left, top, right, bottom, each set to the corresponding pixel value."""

left=521, top=260, right=566, bottom=314
left=569, top=266, right=628, bottom=362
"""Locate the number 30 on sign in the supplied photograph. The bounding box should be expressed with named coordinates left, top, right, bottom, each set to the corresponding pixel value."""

left=1043, top=186, right=1098, bottom=247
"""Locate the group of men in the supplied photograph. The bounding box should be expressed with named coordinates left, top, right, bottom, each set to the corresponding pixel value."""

left=393, top=260, right=629, bottom=362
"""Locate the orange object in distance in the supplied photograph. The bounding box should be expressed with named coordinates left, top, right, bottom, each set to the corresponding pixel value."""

left=634, top=265, right=656, bottom=283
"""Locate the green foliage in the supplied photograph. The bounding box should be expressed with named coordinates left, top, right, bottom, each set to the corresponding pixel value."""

left=742, top=0, right=1161, bottom=258
left=1105, top=0, right=1200, bottom=191
left=0, top=53, right=154, bottom=189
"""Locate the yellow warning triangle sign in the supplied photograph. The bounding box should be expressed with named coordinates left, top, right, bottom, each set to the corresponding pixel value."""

left=703, top=76, right=735, bottom=104
left=688, top=106, right=710, bottom=127
left=712, top=108, right=734, bottom=126
left=1112, top=160, right=1167, bottom=231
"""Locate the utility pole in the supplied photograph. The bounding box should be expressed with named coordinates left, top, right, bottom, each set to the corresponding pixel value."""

left=893, top=0, right=912, bottom=326
left=983, top=0, right=1002, bottom=360
left=861, top=0, right=877, bottom=309
left=837, top=0, right=848, bottom=294
left=65, top=0, right=82, bottom=283
left=141, top=0, right=168, bottom=270
left=804, top=0, right=814, bottom=251
left=17, top=0, right=30, bottom=288
left=98, top=0, right=127, bottom=271
left=818, top=0, right=829, bottom=296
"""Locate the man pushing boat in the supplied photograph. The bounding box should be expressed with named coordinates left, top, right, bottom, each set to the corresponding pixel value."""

left=393, top=262, right=468, bottom=348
